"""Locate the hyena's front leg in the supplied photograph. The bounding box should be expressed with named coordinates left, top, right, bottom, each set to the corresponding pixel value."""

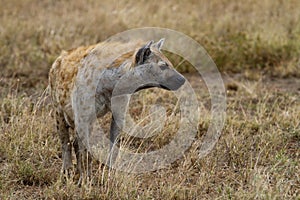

left=73, top=136, right=92, bottom=185
left=56, top=111, right=73, bottom=177
left=110, top=116, right=120, bottom=149
left=108, top=116, right=120, bottom=165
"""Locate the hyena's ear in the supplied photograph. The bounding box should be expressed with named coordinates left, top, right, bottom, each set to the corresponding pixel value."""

left=135, top=40, right=154, bottom=65
left=152, top=38, right=165, bottom=50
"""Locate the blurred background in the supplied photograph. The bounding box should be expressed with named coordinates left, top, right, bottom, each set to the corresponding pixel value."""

left=1, top=0, right=300, bottom=94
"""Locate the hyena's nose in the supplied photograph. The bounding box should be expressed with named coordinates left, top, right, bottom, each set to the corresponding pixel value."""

left=177, top=75, right=186, bottom=85
left=166, top=75, right=185, bottom=91
left=162, top=74, right=186, bottom=91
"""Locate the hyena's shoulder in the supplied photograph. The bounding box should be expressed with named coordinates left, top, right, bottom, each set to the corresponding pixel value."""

left=49, top=44, right=96, bottom=106
left=50, top=44, right=97, bottom=86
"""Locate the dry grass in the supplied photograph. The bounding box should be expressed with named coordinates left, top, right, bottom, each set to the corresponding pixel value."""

left=0, top=0, right=299, bottom=199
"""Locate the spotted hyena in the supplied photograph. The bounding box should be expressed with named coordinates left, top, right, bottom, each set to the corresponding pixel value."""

left=49, top=38, right=186, bottom=184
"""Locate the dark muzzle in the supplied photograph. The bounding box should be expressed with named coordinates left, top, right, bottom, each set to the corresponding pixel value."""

left=161, top=75, right=186, bottom=91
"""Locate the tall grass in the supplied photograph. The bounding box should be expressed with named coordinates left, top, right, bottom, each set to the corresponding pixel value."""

left=1, top=75, right=299, bottom=199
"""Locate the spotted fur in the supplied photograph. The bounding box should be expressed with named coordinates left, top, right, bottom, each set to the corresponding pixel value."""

left=49, top=38, right=185, bottom=184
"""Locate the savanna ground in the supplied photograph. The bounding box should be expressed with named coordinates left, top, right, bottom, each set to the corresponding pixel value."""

left=0, top=0, right=299, bottom=199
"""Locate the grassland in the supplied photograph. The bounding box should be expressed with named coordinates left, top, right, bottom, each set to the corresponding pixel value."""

left=0, top=0, right=299, bottom=199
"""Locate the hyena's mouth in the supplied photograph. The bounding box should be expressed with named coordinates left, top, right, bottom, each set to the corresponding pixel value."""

left=134, top=78, right=185, bottom=92
left=159, top=84, right=171, bottom=90
left=135, top=83, right=161, bottom=92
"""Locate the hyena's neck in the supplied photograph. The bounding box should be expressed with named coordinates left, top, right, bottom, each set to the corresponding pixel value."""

left=95, top=63, right=151, bottom=116
left=97, top=63, right=151, bottom=95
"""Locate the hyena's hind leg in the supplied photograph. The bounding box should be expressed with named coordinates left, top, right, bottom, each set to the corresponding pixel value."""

left=56, top=110, right=73, bottom=178
left=73, top=136, right=92, bottom=185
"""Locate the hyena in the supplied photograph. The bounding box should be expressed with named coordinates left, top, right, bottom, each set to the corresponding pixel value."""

left=49, top=38, right=186, bottom=184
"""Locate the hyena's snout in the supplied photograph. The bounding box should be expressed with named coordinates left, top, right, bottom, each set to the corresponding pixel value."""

left=161, top=72, right=186, bottom=91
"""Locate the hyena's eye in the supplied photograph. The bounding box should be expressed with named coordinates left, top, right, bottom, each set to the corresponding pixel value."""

left=159, top=62, right=169, bottom=70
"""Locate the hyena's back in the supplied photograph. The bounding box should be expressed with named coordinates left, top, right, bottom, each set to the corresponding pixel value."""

left=49, top=40, right=144, bottom=125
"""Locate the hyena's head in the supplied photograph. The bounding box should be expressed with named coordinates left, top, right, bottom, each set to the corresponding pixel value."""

left=133, top=39, right=186, bottom=91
